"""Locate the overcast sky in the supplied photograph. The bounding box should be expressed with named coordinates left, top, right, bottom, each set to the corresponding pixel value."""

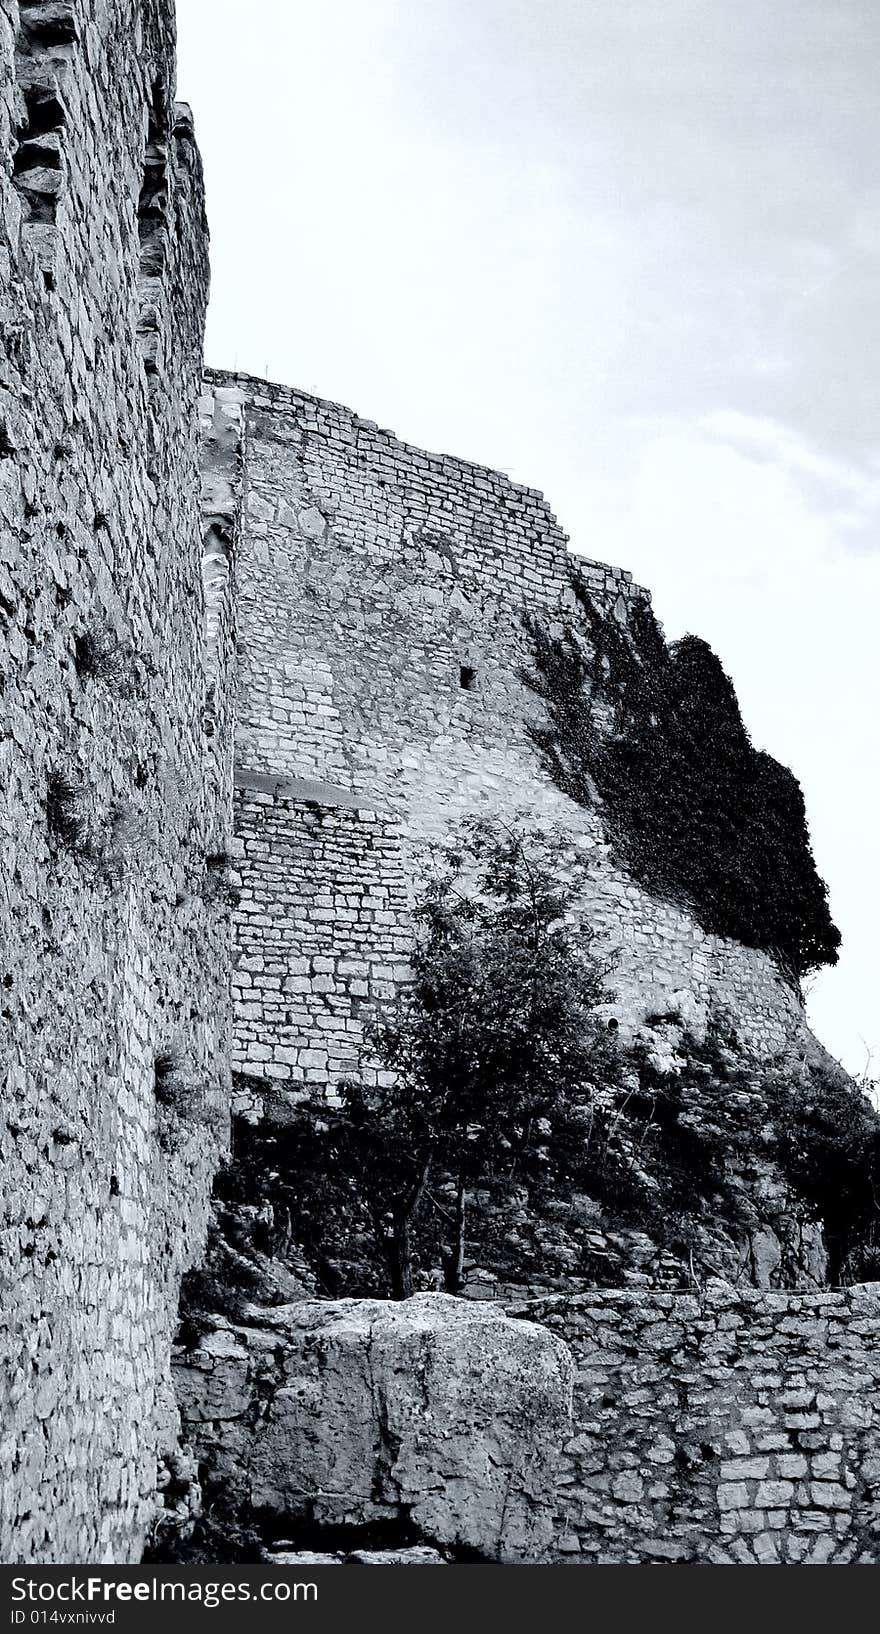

left=176, top=0, right=879, bottom=1077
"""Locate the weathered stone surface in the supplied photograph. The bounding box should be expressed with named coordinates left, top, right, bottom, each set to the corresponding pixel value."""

left=1, top=0, right=232, bottom=1565
left=513, top=1282, right=880, bottom=1564
left=222, top=367, right=814, bottom=1098
left=174, top=1295, right=573, bottom=1562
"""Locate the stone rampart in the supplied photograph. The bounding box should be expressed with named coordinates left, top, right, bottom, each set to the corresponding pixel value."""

left=514, top=1284, right=880, bottom=1564
left=223, top=371, right=811, bottom=1081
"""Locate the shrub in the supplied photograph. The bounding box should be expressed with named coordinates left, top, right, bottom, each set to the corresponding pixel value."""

left=339, top=818, right=620, bottom=1296
left=765, top=1065, right=880, bottom=1283
left=523, top=578, right=840, bottom=977
left=154, top=1046, right=222, bottom=1152
left=74, top=627, right=142, bottom=694
left=46, top=770, right=93, bottom=853
left=46, top=772, right=145, bottom=881
left=201, top=851, right=240, bottom=908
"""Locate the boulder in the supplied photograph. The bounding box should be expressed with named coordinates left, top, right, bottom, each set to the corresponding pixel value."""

left=174, top=1294, right=572, bottom=1562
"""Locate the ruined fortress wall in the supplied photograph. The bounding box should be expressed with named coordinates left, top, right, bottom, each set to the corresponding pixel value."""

left=223, top=370, right=808, bottom=1093
left=1, top=0, right=231, bottom=1563
left=212, top=369, right=636, bottom=804
left=199, top=379, right=244, bottom=824
left=232, top=775, right=411, bottom=1098
left=515, top=1285, right=880, bottom=1565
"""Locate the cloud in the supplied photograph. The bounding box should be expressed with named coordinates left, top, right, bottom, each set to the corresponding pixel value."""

left=621, top=412, right=880, bottom=571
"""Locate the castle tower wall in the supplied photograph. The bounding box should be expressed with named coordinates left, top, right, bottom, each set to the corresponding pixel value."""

left=1, top=0, right=231, bottom=1562
left=223, top=371, right=807, bottom=1098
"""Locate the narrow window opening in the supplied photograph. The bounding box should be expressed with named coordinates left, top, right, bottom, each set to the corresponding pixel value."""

left=459, top=665, right=477, bottom=691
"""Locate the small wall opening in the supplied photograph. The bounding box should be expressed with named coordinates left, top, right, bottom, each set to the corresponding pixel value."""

left=459, top=665, right=477, bottom=691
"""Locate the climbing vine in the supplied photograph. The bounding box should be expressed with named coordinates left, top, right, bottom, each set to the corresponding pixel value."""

left=523, top=578, right=840, bottom=978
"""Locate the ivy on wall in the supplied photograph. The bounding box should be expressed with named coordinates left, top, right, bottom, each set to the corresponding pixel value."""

left=522, top=578, right=840, bottom=978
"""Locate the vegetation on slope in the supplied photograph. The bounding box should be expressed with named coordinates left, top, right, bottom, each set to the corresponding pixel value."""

left=522, top=579, right=840, bottom=978
left=178, top=822, right=878, bottom=1323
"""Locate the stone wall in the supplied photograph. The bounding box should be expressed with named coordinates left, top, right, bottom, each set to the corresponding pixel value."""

left=232, top=772, right=411, bottom=1097
left=513, top=1284, right=880, bottom=1564
left=0, top=0, right=857, bottom=1571
left=171, top=1285, right=880, bottom=1566
left=223, top=369, right=811, bottom=1089
left=199, top=379, right=244, bottom=825
left=1, top=0, right=230, bottom=1563
left=213, top=368, right=641, bottom=804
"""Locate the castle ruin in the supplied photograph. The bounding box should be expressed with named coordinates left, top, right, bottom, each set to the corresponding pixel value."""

left=2, top=0, right=879, bottom=1569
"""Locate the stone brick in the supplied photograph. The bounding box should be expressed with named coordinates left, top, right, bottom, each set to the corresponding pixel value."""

left=508, top=1286, right=880, bottom=1564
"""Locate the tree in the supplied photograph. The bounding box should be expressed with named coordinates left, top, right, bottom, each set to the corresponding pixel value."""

left=341, top=819, right=618, bottom=1298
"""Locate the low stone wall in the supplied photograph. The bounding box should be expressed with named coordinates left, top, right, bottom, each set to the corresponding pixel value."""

left=513, top=1284, right=880, bottom=1565
left=173, top=1295, right=572, bottom=1564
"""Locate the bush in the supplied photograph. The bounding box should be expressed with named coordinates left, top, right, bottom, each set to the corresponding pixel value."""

left=74, top=626, right=143, bottom=695
left=523, top=579, right=840, bottom=977
left=765, top=1065, right=880, bottom=1283
left=209, top=1102, right=387, bottom=1299
left=46, top=771, right=145, bottom=881
left=154, top=1046, right=222, bottom=1152
left=187, top=1026, right=880, bottom=1298
left=338, top=818, right=620, bottom=1296
left=46, top=770, right=94, bottom=854
left=201, top=851, right=240, bottom=908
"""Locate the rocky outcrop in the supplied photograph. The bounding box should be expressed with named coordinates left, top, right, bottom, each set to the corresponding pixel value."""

left=173, top=1294, right=573, bottom=1562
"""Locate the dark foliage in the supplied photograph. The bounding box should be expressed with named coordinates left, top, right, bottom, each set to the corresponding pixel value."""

left=193, top=828, right=810, bottom=1297
left=187, top=824, right=623, bottom=1301
left=153, top=1046, right=223, bottom=1153
left=144, top=1508, right=264, bottom=1565
left=523, top=579, right=840, bottom=977
left=338, top=819, right=620, bottom=1295
left=180, top=1034, right=880, bottom=1303
left=46, top=769, right=144, bottom=881
left=209, top=1102, right=387, bottom=1300
left=176, top=1222, right=268, bottom=1345
left=766, top=1067, right=880, bottom=1284
left=154, top=1045, right=189, bottom=1106
left=202, top=850, right=240, bottom=908
left=606, top=1025, right=759, bottom=1252
left=74, top=627, right=139, bottom=693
